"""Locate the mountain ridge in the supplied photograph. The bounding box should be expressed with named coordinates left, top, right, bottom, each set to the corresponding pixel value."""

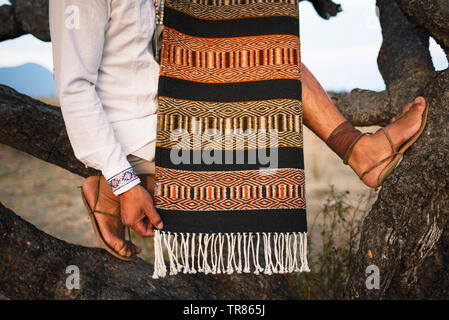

left=0, top=63, right=57, bottom=98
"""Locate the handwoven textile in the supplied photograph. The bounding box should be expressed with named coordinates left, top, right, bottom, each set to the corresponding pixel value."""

left=152, top=0, right=309, bottom=278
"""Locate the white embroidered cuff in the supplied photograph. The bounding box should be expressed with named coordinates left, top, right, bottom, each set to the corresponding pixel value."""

left=107, top=167, right=141, bottom=196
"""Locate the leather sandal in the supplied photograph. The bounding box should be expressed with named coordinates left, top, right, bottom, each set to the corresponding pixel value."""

left=79, top=176, right=134, bottom=262
left=326, top=98, right=429, bottom=190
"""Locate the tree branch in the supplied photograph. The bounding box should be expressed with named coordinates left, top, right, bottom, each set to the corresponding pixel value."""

left=0, top=85, right=96, bottom=178
left=0, top=0, right=344, bottom=43
left=0, top=86, right=300, bottom=300
left=1, top=0, right=50, bottom=42
left=395, top=0, right=449, bottom=58
left=303, top=0, right=342, bottom=20
left=376, top=0, right=434, bottom=89
left=344, top=69, right=449, bottom=299
left=0, top=202, right=296, bottom=299
left=330, top=89, right=392, bottom=126
left=331, top=67, right=435, bottom=127
left=0, top=5, right=24, bottom=41
left=330, top=0, right=437, bottom=128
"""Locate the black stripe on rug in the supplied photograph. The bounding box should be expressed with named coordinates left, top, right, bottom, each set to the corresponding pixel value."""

left=155, top=147, right=305, bottom=171
left=164, top=6, right=299, bottom=38
left=158, top=77, right=302, bottom=102
left=157, top=209, right=308, bottom=233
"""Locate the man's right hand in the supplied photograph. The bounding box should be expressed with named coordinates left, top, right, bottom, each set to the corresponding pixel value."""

left=119, top=184, right=163, bottom=237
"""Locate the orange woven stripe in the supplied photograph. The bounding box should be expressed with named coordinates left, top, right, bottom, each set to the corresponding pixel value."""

left=160, top=27, right=301, bottom=83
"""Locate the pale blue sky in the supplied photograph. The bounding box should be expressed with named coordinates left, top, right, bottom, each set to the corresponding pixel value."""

left=0, top=0, right=447, bottom=92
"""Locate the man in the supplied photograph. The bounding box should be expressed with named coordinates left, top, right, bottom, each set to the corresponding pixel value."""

left=50, top=0, right=163, bottom=259
left=50, top=0, right=427, bottom=260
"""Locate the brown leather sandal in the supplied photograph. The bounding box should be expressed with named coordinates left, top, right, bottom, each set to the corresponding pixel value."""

left=80, top=176, right=134, bottom=262
left=326, top=99, right=429, bottom=190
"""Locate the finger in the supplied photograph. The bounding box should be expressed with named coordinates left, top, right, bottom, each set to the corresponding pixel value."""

left=120, top=209, right=132, bottom=227
left=132, top=218, right=155, bottom=237
left=143, top=199, right=164, bottom=230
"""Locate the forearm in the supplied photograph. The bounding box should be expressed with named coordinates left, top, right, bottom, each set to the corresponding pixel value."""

left=49, top=0, right=140, bottom=195
left=301, top=62, right=346, bottom=141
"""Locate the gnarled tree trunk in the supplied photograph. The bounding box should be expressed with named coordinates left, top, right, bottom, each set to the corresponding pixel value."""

left=341, top=0, right=449, bottom=299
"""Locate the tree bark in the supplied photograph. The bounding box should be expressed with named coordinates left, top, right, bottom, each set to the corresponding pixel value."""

left=0, top=5, right=23, bottom=41
left=1, top=0, right=50, bottom=42
left=0, top=85, right=97, bottom=178
left=0, top=202, right=297, bottom=299
left=305, top=0, right=342, bottom=20
left=343, top=1, right=449, bottom=299
left=344, top=69, right=449, bottom=299
left=395, top=0, right=449, bottom=58
left=377, top=0, right=434, bottom=89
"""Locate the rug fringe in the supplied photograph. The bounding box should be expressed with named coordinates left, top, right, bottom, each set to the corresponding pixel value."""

left=152, top=231, right=310, bottom=279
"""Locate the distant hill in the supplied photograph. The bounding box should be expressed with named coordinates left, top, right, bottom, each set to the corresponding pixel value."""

left=0, top=63, right=57, bottom=98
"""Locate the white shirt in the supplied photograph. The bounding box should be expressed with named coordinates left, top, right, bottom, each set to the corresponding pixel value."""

left=49, top=0, right=159, bottom=195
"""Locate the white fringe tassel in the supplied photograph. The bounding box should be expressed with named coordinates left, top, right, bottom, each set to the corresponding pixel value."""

left=152, top=231, right=310, bottom=279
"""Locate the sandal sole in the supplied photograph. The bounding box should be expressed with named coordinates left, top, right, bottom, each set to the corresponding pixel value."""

left=81, top=187, right=133, bottom=262
left=377, top=99, right=429, bottom=186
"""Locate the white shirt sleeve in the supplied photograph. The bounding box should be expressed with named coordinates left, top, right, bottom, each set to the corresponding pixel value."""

left=49, top=0, right=140, bottom=195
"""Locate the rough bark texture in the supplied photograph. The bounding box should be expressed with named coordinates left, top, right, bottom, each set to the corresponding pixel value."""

left=344, top=69, right=449, bottom=299
left=0, top=202, right=295, bottom=300
left=0, top=85, right=97, bottom=178
left=377, top=0, right=434, bottom=89
left=342, top=1, right=449, bottom=299
left=0, top=0, right=448, bottom=300
left=1, top=0, right=50, bottom=41
left=0, top=5, right=23, bottom=41
left=395, top=0, right=449, bottom=58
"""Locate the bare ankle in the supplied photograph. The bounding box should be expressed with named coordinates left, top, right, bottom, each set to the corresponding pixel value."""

left=347, top=135, right=371, bottom=169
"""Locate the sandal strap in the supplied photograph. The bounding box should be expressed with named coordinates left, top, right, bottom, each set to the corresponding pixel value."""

left=127, top=226, right=132, bottom=242
left=88, top=173, right=120, bottom=219
left=379, top=126, right=397, bottom=153
left=358, top=127, right=401, bottom=180
left=98, top=190, right=120, bottom=206
left=92, top=209, right=120, bottom=219
left=326, top=120, right=366, bottom=165
left=359, top=151, right=402, bottom=179
left=343, top=131, right=367, bottom=165
left=93, top=173, right=102, bottom=212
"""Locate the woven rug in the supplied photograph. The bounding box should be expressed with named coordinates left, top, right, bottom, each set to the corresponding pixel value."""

left=152, top=0, right=309, bottom=278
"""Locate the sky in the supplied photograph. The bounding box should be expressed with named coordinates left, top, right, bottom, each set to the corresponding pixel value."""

left=0, top=0, right=447, bottom=92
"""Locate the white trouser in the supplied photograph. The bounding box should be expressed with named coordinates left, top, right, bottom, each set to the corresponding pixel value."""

left=127, top=139, right=156, bottom=175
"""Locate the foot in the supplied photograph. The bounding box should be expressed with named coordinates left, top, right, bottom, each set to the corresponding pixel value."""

left=82, top=176, right=141, bottom=258
left=348, top=97, right=427, bottom=188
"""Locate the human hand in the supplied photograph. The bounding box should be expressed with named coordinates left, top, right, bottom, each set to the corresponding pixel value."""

left=119, top=184, right=163, bottom=237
